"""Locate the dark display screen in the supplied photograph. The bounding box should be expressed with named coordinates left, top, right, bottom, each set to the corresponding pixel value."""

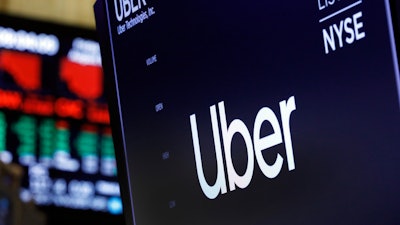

left=96, top=0, right=400, bottom=224
left=0, top=15, right=123, bottom=216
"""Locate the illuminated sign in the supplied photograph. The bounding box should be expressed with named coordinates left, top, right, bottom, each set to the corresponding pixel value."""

left=0, top=26, right=59, bottom=56
left=0, top=16, right=121, bottom=215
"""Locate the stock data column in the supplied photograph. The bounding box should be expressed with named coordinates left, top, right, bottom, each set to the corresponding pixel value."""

left=109, top=0, right=188, bottom=222
left=137, top=2, right=210, bottom=223
left=143, top=3, right=191, bottom=222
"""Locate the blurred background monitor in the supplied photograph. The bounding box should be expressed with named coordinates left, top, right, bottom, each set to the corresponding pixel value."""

left=0, top=14, right=124, bottom=225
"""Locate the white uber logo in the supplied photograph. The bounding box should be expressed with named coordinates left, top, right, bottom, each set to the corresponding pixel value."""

left=190, top=96, right=297, bottom=199
left=113, top=0, right=147, bottom=22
